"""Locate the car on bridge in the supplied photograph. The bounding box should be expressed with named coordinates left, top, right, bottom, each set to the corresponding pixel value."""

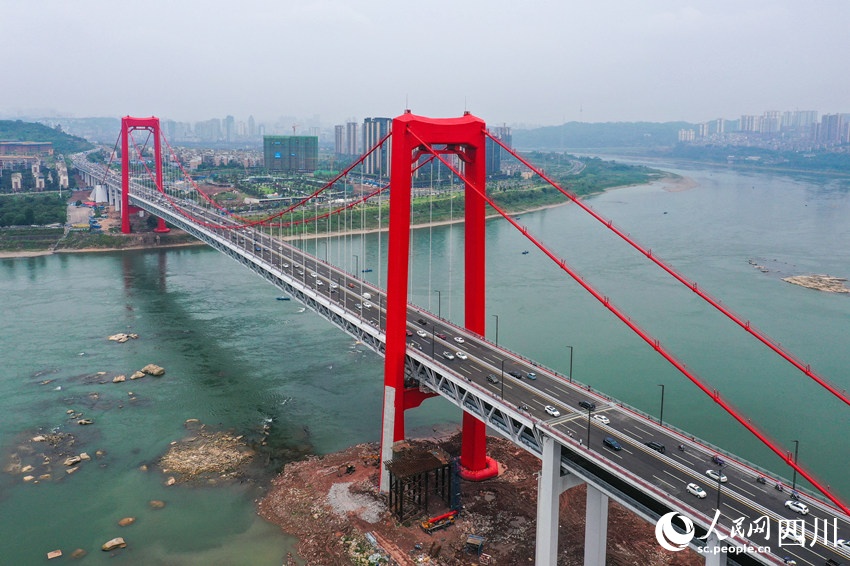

left=705, top=469, right=728, bottom=483
left=348, top=283, right=356, bottom=289
left=435, top=332, right=447, bottom=340
left=363, top=301, right=372, bottom=308
left=417, top=318, right=427, bottom=326
left=508, top=370, right=523, bottom=379
left=406, top=330, right=413, bottom=337
left=686, top=483, right=707, bottom=498
left=784, top=500, right=809, bottom=515
left=441, top=351, right=455, bottom=360
left=526, top=372, right=537, bottom=380
left=592, top=414, right=610, bottom=425
left=544, top=405, right=561, bottom=417
left=416, top=330, right=427, bottom=337
left=603, top=437, right=622, bottom=451
left=486, top=374, right=499, bottom=384
left=455, top=351, right=468, bottom=360
left=454, top=336, right=465, bottom=343
left=646, top=441, right=666, bottom=454
left=578, top=400, right=596, bottom=411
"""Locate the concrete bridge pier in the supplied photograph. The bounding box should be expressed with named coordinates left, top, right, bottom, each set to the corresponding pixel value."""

left=584, top=484, right=609, bottom=566
left=535, top=435, right=592, bottom=565
left=704, top=531, right=727, bottom=566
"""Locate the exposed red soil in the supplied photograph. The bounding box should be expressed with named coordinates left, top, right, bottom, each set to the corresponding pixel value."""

left=258, top=434, right=703, bottom=565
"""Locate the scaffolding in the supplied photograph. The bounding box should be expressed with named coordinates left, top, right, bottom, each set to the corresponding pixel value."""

left=384, top=445, right=454, bottom=521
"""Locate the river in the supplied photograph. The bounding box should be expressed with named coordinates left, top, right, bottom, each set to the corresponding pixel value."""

left=1, top=160, right=848, bottom=564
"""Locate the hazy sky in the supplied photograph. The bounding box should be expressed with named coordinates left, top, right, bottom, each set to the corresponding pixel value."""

left=2, top=0, right=848, bottom=127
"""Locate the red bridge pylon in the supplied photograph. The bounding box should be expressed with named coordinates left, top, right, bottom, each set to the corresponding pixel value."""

left=121, top=116, right=169, bottom=234
left=380, top=111, right=499, bottom=491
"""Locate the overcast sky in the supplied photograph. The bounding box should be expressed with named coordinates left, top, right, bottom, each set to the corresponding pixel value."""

left=2, top=0, right=848, bottom=127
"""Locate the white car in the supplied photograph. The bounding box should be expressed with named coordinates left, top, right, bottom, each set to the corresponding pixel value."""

left=454, top=336, right=465, bottom=344
left=310, top=272, right=317, bottom=278
left=355, top=303, right=362, bottom=309
left=441, top=351, right=455, bottom=360
left=544, top=405, right=560, bottom=417
left=283, top=263, right=290, bottom=268
left=317, top=280, right=324, bottom=286
left=592, top=414, right=610, bottom=425
left=686, top=483, right=707, bottom=499
left=781, top=530, right=805, bottom=546
left=836, top=539, right=850, bottom=553
left=784, top=500, right=809, bottom=515
left=363, top=301, right=372, bottom=308
left=705, top=469, right=728, bottom=483
left=330, top=282, right=338, bottom=289
left=455, top=351, right=468, bottom=360
left=416, top=330, right=427, bottom=337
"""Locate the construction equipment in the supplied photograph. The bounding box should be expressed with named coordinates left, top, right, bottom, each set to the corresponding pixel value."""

left=420, top=510, right=457, bottom=534
left=337, top=464, right=355, bottom=477
left=465, top=535, right=484, bottom=555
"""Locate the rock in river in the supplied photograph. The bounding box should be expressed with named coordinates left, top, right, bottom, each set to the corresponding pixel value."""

left=141, top=364, right=165, bottom=376
left=101, top=537, right=126, bottom=551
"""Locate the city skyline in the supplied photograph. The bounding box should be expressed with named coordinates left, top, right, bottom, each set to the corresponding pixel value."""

left=2, top=1, right=849, bottom=127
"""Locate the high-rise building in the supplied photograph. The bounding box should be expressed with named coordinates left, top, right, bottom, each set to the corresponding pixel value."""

left=760, top=111, right=781, bottom=134
left=818, top=114, right=843, bottom=144
left=486, top=125, right=512, bottom=175
left=334, top=125, right=345, bottom=155
left=739, top=115, right=759, bottom=133
left=248, top=115, right=256, bottom=138
left=678, top=129, right=696, bottom=142
left=362, top=117, right=392, bottom=176
left=345, top=122, right=358, bottom=155
left=263, top=136, right=318, bottom=172
left=224, top=115, right=235, bottom=142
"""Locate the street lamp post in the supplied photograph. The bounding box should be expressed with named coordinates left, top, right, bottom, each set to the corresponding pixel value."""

left=353, top=254, right=359, bottom=280
left=566, top=345, right=573, bottom=383
left=431, top=324, right=436, bottom=358
left=586, top=407, right=593, bottom=449
left=434, top=290, right=441, bottom=319
left=500, top=359, right=506, bottom=399
left=658, top=384, right=665, bottom=427
left=791, top=440, right=799, bottom=492
left=492, top=314, right=499, bottom=346
left=715, top=462, right=724, bottom=512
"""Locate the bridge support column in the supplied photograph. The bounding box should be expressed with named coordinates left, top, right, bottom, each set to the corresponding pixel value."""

left=154, top=217, right=170, bottom=233
left=703, top=531, right=727, bottom=566
left=584, top=484, right=609, bottom=566
left=536, top=436, right=561, bottom=565
left=535, top=435, right=584, bottom=565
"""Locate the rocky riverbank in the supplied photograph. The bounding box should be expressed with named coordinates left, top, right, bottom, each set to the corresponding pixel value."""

left=259, top=434, right=702, bottom=565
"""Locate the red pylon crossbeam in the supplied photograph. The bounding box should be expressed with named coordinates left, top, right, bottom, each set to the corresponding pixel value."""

left=407, top=126, right=849, bottom=516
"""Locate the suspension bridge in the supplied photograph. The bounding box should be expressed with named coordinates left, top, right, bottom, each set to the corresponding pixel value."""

left=72, top=114, right=849, bottom=566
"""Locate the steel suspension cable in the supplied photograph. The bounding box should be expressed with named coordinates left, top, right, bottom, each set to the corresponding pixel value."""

left=407, top=127, right=849, bottom=516
left=486, top=132, right=850, bottom=409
